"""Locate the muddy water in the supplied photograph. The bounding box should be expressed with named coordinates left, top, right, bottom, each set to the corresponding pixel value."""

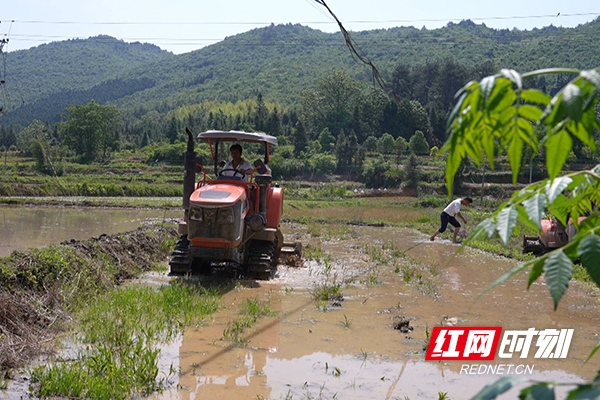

left=0, top=205, right=180, bottom=256
left=154, top=226, right=600, bottom=400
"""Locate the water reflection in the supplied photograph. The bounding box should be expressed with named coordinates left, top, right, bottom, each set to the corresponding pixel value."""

left=0, top=205, right=179, bottom=256
left=155, top=226, right=599, bottom=399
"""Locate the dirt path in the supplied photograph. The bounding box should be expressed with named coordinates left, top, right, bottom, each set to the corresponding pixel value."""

left=150, top=225, right=600, bottom=399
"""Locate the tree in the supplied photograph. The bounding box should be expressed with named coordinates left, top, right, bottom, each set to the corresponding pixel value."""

left=391, top=63, right=412, bottom=99
left=403, top=153, right=420, bottom=189
left=254, top=92, right=269, bottom=132
left=140, top=132, right=150, bottom=148
left=377, top=133, right=395, bottom=155
left=59, top=100, right=121, bottom=160
left=17, top=120, right=50, bottom=154
left=17, top=120, right=62, bottom=174
left=267, top=106, right=282, bottom=136
left=429, top=146, right=439, bottom=157
left=363, top=136, right=377, bottom=152
left=409, top=130, right=430, bottom=155
left=309, top=153, right=337, bottom=177
left=318, top=128, right=335, bottom=153
left=335, top=129, right=357, bottom=171
left=444, top=66, right=600, bottom=398
left=300, top=70, right=360, bottom=138
left=354, top=145, right=366, bottom=168
left=166, top=117, right=179, bottom=144
left=291, top=120, right=308, bottom=157
left=395, top=137, right=408, bottom=164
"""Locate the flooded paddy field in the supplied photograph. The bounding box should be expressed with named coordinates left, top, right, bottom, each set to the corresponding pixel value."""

left=0, top=205, right=180, bottom=257
left=2, top=205, right=598, bottom=399
left=152, top=225, right=599, bottom=399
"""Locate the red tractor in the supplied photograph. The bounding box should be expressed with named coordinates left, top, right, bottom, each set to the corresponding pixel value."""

left=170, top=129, right=301, bottom=279
left=523, top=217, right=584, bottom=255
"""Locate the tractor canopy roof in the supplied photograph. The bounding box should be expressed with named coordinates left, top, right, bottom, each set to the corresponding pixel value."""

left=197, top=130, right=278, bottom=145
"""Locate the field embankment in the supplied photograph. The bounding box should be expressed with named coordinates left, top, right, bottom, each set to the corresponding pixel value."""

left=0, top=225, right=177, bottom=379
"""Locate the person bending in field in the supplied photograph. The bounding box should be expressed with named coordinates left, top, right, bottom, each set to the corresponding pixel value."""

left=430, top=197, right=472, bottom=243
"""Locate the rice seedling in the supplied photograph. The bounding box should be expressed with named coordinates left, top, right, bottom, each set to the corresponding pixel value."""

left=30, top=280, right=221, bottom=399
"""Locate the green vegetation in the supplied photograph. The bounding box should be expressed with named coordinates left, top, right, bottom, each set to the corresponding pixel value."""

left=443, top=64, right=600, bottom=397
left=2, top=20, right=600, bottom=180
left=222, top=297, right=274, bottom=344
left=0, top=226, right=177, bottom=377
left=312, top=283, right=342, bottom=302
left=3, top=35, right=168, bottom=109
left=58, top=101, right=121, bottom=160
left=340, top=314, right=352, bottom=329
left=30, top=281, right=219, bottom=399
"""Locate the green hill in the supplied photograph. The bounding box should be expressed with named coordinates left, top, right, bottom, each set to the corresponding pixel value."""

left=2, top=19, right=600, bottom=126
left=108, top=19, right=600, bottom=110
left=3, top=35, right=172, bottom=107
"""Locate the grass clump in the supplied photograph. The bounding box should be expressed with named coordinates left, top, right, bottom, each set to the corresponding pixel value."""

left=304, top=244, right=331, bottom=263
left=223, top=297, right=273, bottom=345
left=30, top=280, right=220, bottom=399
left=313, top=283, right=343, bottom=303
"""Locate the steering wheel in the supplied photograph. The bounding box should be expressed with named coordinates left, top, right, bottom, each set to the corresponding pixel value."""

left=218, top=168, right=245, bottom=178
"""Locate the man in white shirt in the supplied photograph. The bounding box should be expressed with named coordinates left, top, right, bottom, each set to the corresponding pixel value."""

left=430, top=197, right=472, bottom=243
left=221, top=144, right=253, bottom=182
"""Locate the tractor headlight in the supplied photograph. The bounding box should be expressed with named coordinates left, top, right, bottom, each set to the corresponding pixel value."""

left=218, top=207, right=234, bottom=224
left=189, top=207, right=203, bottom=222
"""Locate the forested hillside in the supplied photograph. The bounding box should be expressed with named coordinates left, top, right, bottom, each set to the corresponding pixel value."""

left=109, top=19, right=600, bottom=112
left=2, top=17, right=600, bottom=171
left=3, top=35, right=171, bottom=107
left=2, top=19, right=600, bottom=128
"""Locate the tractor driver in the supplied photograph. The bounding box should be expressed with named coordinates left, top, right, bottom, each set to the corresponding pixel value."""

left=222, top=144, right=253, bottom=182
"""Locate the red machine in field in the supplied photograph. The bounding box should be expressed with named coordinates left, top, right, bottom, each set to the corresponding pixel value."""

left=170, top=129, right=301, bottom=279
left=523, top=217, right=584, bottom=255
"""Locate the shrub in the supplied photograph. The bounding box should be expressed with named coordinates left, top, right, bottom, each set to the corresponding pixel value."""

left=360, top=159, right=389, bottom=188
left=363, top=136, right=377, bottom=152
left=430, top=146, right=439, bottom=157
left=270, top=154, right=309, bottom=179
left=309, top=154, right=337, bottom=177
left=395, top=137, right=408, bottom=154
left=409, top=131, right=429, bottom=155
left=383, top=169, right=402, bottom=188
left=377, top=133, right=395, bottom=155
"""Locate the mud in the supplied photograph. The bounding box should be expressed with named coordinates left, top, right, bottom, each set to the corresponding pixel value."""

left=0, top=224, right=178, bottom=379
left=151, top=225, right=600, bottom=399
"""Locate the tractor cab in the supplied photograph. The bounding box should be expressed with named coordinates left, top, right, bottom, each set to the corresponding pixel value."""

left=170, top=129, right=300, bottom=279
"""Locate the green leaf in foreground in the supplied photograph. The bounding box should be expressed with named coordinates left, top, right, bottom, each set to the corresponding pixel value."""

left=472, top=376, right=530, bottom=400
left=519, top=383, right=555, bottom=400
left=495, top=206, right=518, bottom=246
left=523, top=193, right=547, bottom=229
left=480, top=259, right=534, bottom=297
left=527, top=258, right=546, bottom=289
left=584, top=340, right=600, bottom=364
left=543, top=250, right=573, bottom=310
left=566, top=386, right=600, bottom=399
left=560, top=83, right=584, bottom=122
left=579, top=234, right=600, bottom=286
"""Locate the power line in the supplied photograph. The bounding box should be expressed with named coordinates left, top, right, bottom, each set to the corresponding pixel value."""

left=1, top=12, right=599, bottom=26
left=6, top=32, right=596, bottom=47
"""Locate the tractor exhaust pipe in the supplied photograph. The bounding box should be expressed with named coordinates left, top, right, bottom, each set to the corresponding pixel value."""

left=183, top=127, right=196, bottom=210
left=253, top=160, right=271, bottom=219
